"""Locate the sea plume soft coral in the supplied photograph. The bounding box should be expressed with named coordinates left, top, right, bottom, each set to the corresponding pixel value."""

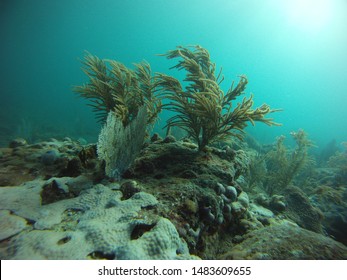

left=74, top=52, right=161, bottom=126
left=156, top=45, right=281, bottom=151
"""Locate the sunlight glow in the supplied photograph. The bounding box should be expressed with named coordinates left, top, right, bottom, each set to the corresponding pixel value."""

left=285, top=0, right=332, bottom=33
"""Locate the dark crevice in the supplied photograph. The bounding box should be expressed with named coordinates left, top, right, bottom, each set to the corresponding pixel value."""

left=130, top=223, right=156, bottom=240
left=88, top=251, right=115, bottom=260
left=57, top=236, right=71, bottom=245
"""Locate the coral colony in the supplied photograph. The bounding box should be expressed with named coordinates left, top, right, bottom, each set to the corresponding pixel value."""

left=1, top=46, right=347, bottom=259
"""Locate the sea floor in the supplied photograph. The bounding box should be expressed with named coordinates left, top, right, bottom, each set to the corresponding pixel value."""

left=0, top=136, right=346, bottom=259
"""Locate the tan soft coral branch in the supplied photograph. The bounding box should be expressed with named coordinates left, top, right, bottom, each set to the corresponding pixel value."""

left=157, top=45, right=281, bottom=150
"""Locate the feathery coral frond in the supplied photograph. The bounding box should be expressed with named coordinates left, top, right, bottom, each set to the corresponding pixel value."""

left=74, top=52, right=162, bottom=127
left=157, top=45, right=281, bottom=150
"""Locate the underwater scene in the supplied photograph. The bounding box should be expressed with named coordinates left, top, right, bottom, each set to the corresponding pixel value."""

left=0, top=0, right=347, bottom=260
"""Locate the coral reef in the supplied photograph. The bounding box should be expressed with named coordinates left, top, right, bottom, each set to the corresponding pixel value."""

left=221, top=221, right=347, bottom=260
left=283, top=186, right=323, bottom=233
left=244, top=134, right=347, bottom=246
left=0, top=182, right=197, bottom=259
left=310, top=184, right=347, bottom=245
left=328, top=141, right=347, bottom=185
left=318, top=139, right=339, bottom=165
left=247, top=129, right=315, bottom=196
left=124, top=137, right=253, bottom=254
left=74, top=52, right=164, bottom=179
left=75, top=46, right=281, bottom=182
left=0, top=137, right=346, bottom=260
left=0, top=138, right=100, bottom=187
left=1, top=46, right=346, bottom=260
left=245, top=150, right=267, bottom=190
left=156, top=45, right=280, bottom=150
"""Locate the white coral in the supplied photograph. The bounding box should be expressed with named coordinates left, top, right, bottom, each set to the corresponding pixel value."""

left=0, top=183, right=198, bottom=260
left=97, top=106, right=147, bottom=178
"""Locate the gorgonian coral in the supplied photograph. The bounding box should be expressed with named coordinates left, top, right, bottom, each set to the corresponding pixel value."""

left=156, top=45, right=281, bottom=151
left=74, top=52, right=161, bottom=126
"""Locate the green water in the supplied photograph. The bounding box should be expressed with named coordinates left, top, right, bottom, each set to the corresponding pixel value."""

left=1, top=0, right=347, bottom=150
